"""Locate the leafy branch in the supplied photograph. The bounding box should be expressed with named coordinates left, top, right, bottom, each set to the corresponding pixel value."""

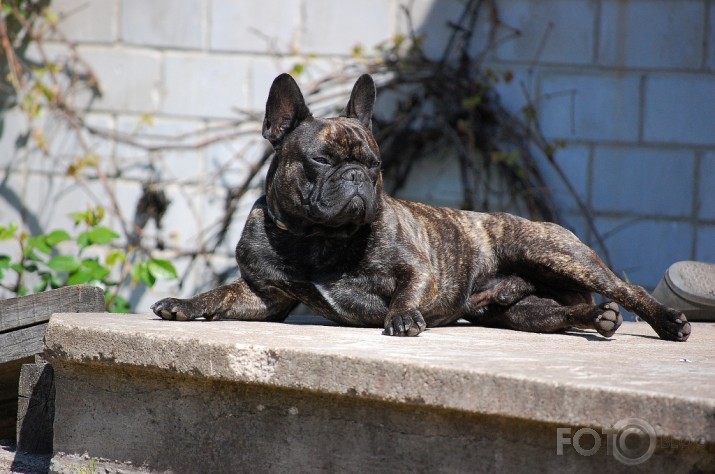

left=0, top=0, right=612, bottom=307
left=0, top=207, right=177, bottom=311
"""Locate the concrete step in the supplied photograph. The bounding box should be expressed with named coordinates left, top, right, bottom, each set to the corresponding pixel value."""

left=44, top=313, right=715, bottom=473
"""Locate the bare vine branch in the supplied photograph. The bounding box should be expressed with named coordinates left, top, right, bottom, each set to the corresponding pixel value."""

left=0, top=0, right=614, bottom=305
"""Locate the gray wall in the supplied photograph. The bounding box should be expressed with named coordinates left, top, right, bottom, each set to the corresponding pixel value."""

left=0, top=0, right=713, bottom=311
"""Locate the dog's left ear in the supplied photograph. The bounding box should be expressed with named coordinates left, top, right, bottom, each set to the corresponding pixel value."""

left=344, top=74, right=376, bottom=131
left=263, top=73, right=312, bottom=146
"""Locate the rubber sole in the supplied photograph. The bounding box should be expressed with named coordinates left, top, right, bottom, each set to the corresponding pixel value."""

left=652, top=261, right=715, bottom=322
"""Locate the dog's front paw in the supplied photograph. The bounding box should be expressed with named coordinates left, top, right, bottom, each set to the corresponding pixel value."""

left=654, top=309, right=691, bottom=342
left=151, top=298, right=210, bottom=321
left=592, top=302, right=622, bottom=338
left=383, top=309, right=426, bottom=337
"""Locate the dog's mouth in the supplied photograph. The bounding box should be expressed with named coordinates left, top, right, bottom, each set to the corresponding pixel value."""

left=305, top=190, right=377, bottom=227
left=304, top=166, right=378, bottom=227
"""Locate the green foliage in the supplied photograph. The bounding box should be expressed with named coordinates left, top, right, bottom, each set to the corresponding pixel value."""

left=131, top=259, right=178, bottom=288
left=0, top=207, right=178, bottom=312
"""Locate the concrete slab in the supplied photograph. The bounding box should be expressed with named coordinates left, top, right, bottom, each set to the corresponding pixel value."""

left=0, top=439, right=50, bottom=474
left=45, top=313, right=715, bottom=444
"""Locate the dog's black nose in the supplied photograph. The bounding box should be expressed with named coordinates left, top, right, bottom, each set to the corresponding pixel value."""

left=341, top=167, right=367, bottom=183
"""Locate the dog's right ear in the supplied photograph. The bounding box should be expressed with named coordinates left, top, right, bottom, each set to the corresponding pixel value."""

left=262, top=73, right=312, bottom=147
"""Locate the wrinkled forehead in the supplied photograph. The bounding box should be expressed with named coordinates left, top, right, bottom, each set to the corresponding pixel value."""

left=291, top=117, right=379, bottom=158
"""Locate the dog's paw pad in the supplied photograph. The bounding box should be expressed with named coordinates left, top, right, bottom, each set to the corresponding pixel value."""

left=593, top=302, right=622, bottom=338
left=383, top=310, right=427, bottom=337
left=656, top=310, right=691, bottom=342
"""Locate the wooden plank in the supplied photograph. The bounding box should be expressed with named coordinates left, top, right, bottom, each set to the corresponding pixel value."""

left=0, top=325, right=47, bottom=365
left=17, top=361, right=54, bottom=453
left=0, top=357, right=33, bottom=439
left=0, top=285, right=105, bottom=332
left=0, top=398, right=17, bottom=439
left=0, top=286, right=105, bottom=443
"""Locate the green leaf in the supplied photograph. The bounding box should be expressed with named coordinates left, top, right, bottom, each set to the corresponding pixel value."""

left=95, top=267, right=111, bottom=281
left=80, top=258, right=101, bottom=270
left=77, top=231, right=90, bottom=249
left=0, top=255, right=10, bottom=280
left=90, top=207, right=105, bottom=226
left=50, top=274, right=64, bottom=289
left=132, top=262, right=156, bottom=287
left=142, top=269, right=156, bottom=287
left=87, top=226, right=120, bottom=245
left=291, top=63, right=305, bottom=76
left=70, top=207, right=104, bottom=226
left=0, top=223, right=18, bottom=240
left=47, top=255, right=81, bottom=273
left=34, top=279, right=48, bottom=293
left=24, top=250, right=42, bottom=262
left=27, top=235, right=52, bottom=255
left=106, top=249, right=126, bottom=267
left=74, top=259, right=109, bottom=282
left=147, top=259, right=178, bottom=280
left=70, top=211, right=89, bottom=225
left=45, top=229, right=72, bottom=246
left=67, top=270, right=93, bottom=285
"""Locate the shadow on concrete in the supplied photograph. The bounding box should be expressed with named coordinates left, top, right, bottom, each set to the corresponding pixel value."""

left=1, top=440, right=50, bottom=474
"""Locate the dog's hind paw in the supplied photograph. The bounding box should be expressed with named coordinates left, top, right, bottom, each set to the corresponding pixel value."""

left=593, top=302, right=622, bottom=338
left=383, top=309, right=426, bottom=337
left=654, top=309, right=691, bottom=342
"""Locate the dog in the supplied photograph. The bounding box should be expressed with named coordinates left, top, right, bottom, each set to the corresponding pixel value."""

left=151, top=73, right=691, bottom=342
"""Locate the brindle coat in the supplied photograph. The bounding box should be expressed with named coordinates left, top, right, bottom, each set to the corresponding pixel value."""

left=152, top=73, right=691, bottom=342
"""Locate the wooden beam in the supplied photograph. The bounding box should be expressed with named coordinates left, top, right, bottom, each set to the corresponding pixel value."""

left=0, top=285, right=106, bottom=443
left=0, top=285, right=105, bottom=333
left=0, top=357, right=33, bottom=439
left=17, top=360, right=54, bottom=453
left=0, top=325, right=47, bottom=365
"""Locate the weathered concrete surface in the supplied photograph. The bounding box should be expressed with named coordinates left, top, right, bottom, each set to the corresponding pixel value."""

left=45, top=313, right=715, bottom=473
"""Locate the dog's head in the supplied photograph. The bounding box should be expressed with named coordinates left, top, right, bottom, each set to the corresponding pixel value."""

left=261, top=73, right=382, bottom=238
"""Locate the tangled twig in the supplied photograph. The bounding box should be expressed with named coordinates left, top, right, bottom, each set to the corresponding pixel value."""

left=0, top=0, right=613, bottom=302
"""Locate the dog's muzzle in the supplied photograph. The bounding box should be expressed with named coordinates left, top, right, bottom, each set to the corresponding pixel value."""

left=305, top=165, right=378, bottom=227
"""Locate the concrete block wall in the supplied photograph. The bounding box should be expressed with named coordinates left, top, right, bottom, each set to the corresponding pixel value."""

left=457, top=0, right=715, bottom=289
left=369, top=0, right=714, bottom=289
left=0, top=0, right=713, bottom=311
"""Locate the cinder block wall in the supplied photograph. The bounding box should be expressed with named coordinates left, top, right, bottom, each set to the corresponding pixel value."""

left=0, top=0, right=712, bottom=311
left=483, top=0, right=715, bottom=289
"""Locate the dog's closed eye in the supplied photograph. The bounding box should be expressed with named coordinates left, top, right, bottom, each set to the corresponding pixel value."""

left=311, top=156, right=330, bottom=165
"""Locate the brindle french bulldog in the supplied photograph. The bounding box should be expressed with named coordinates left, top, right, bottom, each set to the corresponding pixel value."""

left=151, top=73, right=691, bottom=342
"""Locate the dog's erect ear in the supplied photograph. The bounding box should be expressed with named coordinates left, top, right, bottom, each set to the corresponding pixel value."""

left=344, top=74, right=376, bottom=131
left=262, top=73, right=312, bottom=146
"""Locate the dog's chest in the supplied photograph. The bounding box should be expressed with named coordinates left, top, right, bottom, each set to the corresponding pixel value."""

left=275, top=270, right=392, bottom=326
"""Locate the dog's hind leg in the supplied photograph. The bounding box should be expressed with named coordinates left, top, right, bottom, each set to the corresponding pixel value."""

left=488, top=215, right=691, bottom=341
left=468, top=275, right=538, bottom=308
left=467, top=295, right=623, bottom=337
left=525, top=244, right=690, bottom=341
